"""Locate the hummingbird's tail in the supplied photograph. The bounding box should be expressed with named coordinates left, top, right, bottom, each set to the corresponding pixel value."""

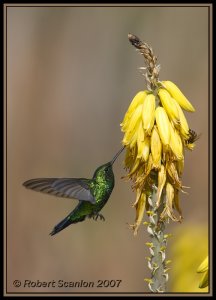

left=50, top=212, right=86, bottom=236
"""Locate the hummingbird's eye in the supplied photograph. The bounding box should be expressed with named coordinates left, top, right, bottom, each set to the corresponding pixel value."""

left=105, top=167, right=109, bottom=173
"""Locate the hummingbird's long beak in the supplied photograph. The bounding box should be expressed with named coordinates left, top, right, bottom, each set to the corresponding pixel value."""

left=111, top=146, right=125, bottom=165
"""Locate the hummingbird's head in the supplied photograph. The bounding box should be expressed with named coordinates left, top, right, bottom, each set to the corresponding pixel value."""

left=93, top=162, right=114, bottom=182
left=93, top=147, right=125, bottom=181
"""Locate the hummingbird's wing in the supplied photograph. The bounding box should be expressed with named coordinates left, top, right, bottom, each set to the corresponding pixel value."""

left=23, top=178, right=96, bottom=204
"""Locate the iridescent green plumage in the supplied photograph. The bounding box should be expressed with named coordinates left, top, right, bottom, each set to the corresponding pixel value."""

left=23, top=147, right=124, bottom=236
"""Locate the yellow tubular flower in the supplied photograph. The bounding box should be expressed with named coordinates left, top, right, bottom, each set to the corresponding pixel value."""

left=128, top=157, right=141, bottom=176
left=158, top=89, right=180, bottom=124
left=197, top=256, right=208, bottom=273
left=137, top=122, right=145, bottom=158
left=123, top=129, right=135, bottom=146
left=173, top=189, right=182, bottom=218
left=129, top=131, right=138, bottom=149
left=121, top=91, right=147, bottom=131
left=166, top=182, right=174, bottom=205
left=197, top=256, right=209, bottom=289
left=142, top=93, right=156, bottom=135
left=125, top=104, right=143, bottom=134
left=142, top=137, right=150, bottom=161
left=166, top=161, right=182, bottom=190
left=135, top=154, right=153, bottom=189
left=165, top=182, right=180, bottom=222
left=132, top=189, right=142, bottom=207
left=199, top=272, right=208, bottom=289
left=169, top=123, right=183, bottom=160
left=124, top=147, right=135, bottom=170
left=137, top=141, right=145, bottom=159
left=137, top=121, right=145, bottom=142
left=176, top=158, right=184, bottom=176
left=122, top=104, right=142, bottom=145
left=175, top=101, right=190, bottom=139
left=162, top=81, right=195, bottom=112
left=156, top=164, right=166, bottom=207
left=130, top=192, right=146, bottom=236
left=151, top=126, right=162, bottom=169
left=155, top=107, right=171, bottom=146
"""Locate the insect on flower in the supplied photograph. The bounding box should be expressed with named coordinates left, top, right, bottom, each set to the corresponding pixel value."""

left=185, top=129, right=200, bottom=150
left=186, top=129, right=201, bottom=144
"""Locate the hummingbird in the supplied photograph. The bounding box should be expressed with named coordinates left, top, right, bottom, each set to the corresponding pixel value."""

left=23, top=146, right=125, bottom=236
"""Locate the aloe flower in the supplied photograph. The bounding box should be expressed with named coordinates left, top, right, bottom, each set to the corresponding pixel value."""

left=120, top=33, right=197, bottom=292
left=121, top=76, right=195, bottom=232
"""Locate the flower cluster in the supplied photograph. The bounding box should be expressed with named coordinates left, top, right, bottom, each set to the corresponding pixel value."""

left=121, top=80, right=196, bottom=234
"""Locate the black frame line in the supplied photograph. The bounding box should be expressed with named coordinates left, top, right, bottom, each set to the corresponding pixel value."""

left=4, top=3, right=212, bottom=296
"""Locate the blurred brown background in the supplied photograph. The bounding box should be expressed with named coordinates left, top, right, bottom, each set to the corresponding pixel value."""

left=6, top=5, right=209, bottom=293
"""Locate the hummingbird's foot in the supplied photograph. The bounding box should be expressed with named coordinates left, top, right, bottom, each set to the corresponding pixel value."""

left=97, top=213, right=105, bottom=221
left=89, top=213, right=105, bottom=222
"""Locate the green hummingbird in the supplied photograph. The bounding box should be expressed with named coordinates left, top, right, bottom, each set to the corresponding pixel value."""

left=23, top=146, right=125, bottom=236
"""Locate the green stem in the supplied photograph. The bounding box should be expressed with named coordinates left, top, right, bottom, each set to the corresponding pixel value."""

left=146, top=190, right=168, bottom=293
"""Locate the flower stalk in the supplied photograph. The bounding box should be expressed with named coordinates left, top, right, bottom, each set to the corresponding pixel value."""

left=145, top=190, right=168, bottom=292
left=121, top=33, right=197, bottom=292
